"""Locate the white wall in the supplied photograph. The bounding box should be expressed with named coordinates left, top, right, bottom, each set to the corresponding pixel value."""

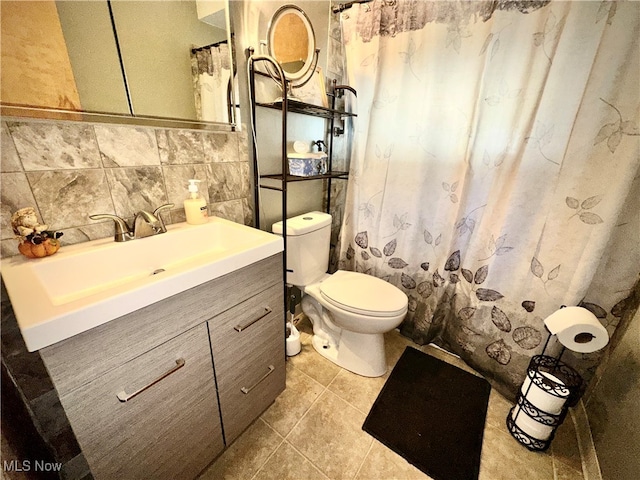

left=585, top=305, right=640, bottom=480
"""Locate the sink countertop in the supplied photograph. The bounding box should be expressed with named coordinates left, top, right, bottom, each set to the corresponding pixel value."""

left=0, top=217, right=283, bottom=352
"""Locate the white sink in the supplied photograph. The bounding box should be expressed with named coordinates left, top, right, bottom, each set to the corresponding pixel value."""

left=1, top=217, right=283, bottom=351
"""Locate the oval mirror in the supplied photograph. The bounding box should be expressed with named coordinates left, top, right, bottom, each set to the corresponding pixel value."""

left=267, top=5, right=316, bottom=82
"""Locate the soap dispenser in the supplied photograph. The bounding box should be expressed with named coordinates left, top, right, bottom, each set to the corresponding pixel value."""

left=184, top=179, right=208, bottom=225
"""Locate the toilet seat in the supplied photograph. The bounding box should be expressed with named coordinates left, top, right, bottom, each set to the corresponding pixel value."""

left=320, top=270, right=408, bottom=317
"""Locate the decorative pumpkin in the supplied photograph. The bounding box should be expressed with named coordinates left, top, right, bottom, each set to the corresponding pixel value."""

left=18, top=238, right=61, bottom=258
left=11, top=207, right=63, bottom=259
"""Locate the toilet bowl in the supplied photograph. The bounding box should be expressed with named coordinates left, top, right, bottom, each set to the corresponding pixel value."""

left=272, top=212, right=408, bottom=377
left=302, top=271, right=407, bottom=376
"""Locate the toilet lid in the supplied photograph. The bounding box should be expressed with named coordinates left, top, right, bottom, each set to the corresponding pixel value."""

left=320, top=270, right=408, bottom=317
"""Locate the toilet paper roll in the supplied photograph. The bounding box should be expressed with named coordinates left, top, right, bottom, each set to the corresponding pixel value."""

left=521, top=371, right=569, bottom=414
left=293, top=140, right=310, bottom=154
left=511, top=406, right=554, bottom=441
left=544, top=306, right=609, bottom=353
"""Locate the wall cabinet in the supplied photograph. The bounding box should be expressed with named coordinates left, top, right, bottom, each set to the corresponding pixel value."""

left=39, top=254, right=284, bottom=480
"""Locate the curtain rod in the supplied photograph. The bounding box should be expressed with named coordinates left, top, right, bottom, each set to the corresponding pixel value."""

left=191, top=39, right=228, bottom=54
left=332, top=0, right=373, bottom=14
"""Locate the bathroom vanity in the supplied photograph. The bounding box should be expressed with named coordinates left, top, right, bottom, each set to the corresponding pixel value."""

left=1, top=217, right=286, bottom=479
left=38, top=254, right=284, bottom=479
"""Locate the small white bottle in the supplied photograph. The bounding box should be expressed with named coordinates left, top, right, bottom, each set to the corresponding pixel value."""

left=184, top=179, right=208, bottom=225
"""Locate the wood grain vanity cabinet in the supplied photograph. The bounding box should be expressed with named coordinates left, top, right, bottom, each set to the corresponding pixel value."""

left=209, top=282, right=286, bottom=443
left=38, top=254, right=284, bottom=480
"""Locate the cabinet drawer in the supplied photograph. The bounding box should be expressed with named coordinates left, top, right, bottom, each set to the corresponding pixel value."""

left=41, top=253, right=282, bottom=396
left=60, top=323, right=223, bottom=480
left=209, top=283, right=285, bottom=443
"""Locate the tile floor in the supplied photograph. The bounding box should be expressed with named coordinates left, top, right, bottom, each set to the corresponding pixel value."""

left=198, top=318, right=585, bottom=480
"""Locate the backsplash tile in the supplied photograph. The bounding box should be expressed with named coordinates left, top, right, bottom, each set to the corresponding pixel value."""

left=162, top=164, right=211, bottom=208
left=157, top=129, right=206, bottom=164
left=8, top=121, right=101, bottom=170
left=239, top=162, right=251, bottom=196
left=58, top=222, right=114, bottom=246
left=105, top=166, right=167, bottom=218
left=0, top=117, right=252, bottom=257
left=26, top=169, right=114, bottom=230
left=211, top=199, right=244, bottom=224
left=1, top=172, right=39, bottom=235
left=1, top=123, right=21, bottom=172
left=241, top=198, right=253, bottom=226
left=203, top=131, right=239, bottom=162
left=238, top=128, right=249, bottom=160
left=94, top=125, right=160, bottom=167
left=207, top=162, right=246, bottom=202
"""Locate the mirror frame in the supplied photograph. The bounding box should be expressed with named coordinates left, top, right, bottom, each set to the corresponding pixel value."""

left=266, top=4, right=316, bottom=83
left=0, top=105, right=235, bottom=132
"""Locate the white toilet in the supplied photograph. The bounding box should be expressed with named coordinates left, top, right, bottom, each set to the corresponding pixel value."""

left=272, top=212, right=408, bottom=377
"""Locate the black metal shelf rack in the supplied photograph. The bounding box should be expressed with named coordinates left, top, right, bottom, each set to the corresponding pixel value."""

left=247, top=53, right=356, bottom=321
left=259, top=171, right=350, bottom=183
left=255, top=99, right=357, bottom=120
left=250, top=94, right=356, bottom=208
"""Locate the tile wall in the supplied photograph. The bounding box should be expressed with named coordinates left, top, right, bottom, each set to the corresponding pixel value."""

left=0, top=117, right=252, bottom=258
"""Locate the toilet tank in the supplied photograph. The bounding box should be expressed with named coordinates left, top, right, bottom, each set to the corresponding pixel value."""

left=272, top=212, right=332, bottom=286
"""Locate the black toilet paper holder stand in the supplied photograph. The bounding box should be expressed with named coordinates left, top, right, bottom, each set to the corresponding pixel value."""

left=506, top=322, right=584, bottom=452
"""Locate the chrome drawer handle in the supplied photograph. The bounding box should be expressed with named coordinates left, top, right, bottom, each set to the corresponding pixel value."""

left=234, top=306, right=272, bottom=332
left=117, top=358, right=185, bottom=403
left=241, top=365, right=275, bottom=394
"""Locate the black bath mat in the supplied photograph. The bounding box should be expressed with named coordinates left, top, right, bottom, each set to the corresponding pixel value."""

left=363, top=346, right=491, bottom=480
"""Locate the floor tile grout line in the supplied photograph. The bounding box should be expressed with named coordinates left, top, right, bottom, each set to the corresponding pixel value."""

left=282, top=371, right=329, bottom=443
left=280, top=368, right=373, bottom=480
left=280, top=437, right=333, bottom=480
left=279, top=380, right=335, bottom=479
left=248, top=420, right=286, bottom=480
left=327, top=377, right=380, bottom=418
left=353, top=436, right=376, bottom=480
left=306, top=388, right=376, bottom=479
left=549, top=434, right=584, bottom=480
left=551, top=455, right=562, bottom=480
left=288, top=358, right=338, bottom=390
left=198, top=329, right=577, bottom=480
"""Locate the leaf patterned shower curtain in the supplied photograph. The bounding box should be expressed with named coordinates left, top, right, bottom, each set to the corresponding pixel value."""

left=337, top=0, right=639, bottom=399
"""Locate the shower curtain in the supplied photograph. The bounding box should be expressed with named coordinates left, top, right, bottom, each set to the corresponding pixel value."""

left=191, top=43, right=232, bottom=123
left=337, top=0, right=639, bottom=399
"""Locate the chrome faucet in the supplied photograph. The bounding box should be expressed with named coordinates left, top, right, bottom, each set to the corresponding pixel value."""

left=133, top=210, right=163, bottom=239
left=90, top=203, right=174, bottom=242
